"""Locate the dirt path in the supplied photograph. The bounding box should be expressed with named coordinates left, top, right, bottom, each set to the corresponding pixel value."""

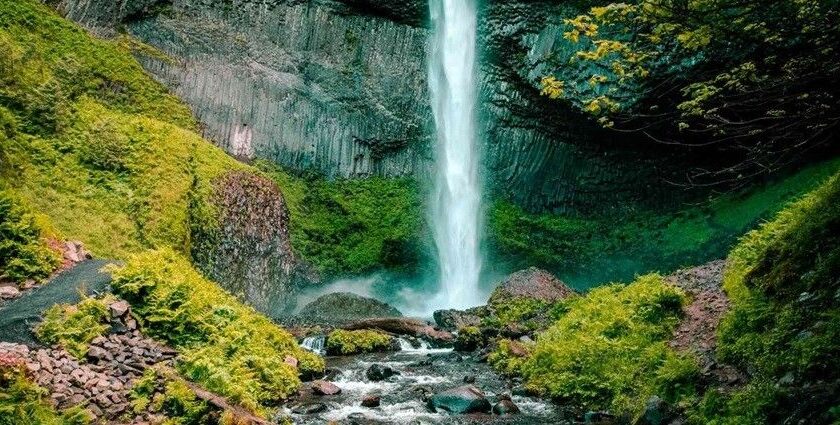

left=667, top=260, right=745, bottom=387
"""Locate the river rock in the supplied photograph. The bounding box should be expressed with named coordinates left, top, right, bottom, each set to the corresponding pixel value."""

left=366, top=364, right=399, bottom=382
left=427, top=385, right=492, bottom=414
left=0, top=285, right=20, bottom=300
left=488, top=267, right=576, bottom=305
left=638, top=396, right=674, bottom=425
left=492, top=396, right=520, bottom=415
left=585, top=411, right=618, bottom=425
left=343, top=318, right=453, bottom=346
left=291, top=402, right=328, bottom=414
left=311, top=380, right=342, bottom=395
left=361, top=394, right=381, bottom=407
left=432, top=309, right=481, bottom=332
left=108, top=300, right=130, bottom=318
left=296, top=292, right=403, bottom=326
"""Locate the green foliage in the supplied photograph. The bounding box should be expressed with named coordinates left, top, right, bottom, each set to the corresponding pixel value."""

left=109, top=249, right=324, bottom=414
left=258, top=162, right=424, bottom=277
left=453, top=326, right=484, bottom=352
left=325, top=329, right=394, bottom=355
left=484, top=297, right=552, bottom=330
left=489, top=159, right=840, bottom=289
left=520, top=274, right=697, bottom=418
left=129, top=368, right=216, bottom=425
left=0, top=0, right=194, bottom=134
left=488, top=339, right=532, bottom=377
left=540, top=0, right=839, bottom=184
left=0, top=190, right=60, bottom=283
left=694, top=172, right=840, bottom=424
left=34, top=295, right=113, bottom=358
left=0, top=364, right=92, bottom=425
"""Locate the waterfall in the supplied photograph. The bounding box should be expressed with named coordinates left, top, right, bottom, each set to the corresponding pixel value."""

left=427, top=0, right=483, bottom=311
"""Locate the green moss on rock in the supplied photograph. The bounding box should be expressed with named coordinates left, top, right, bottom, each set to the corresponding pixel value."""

left=325, top=329, right=394, bottom=355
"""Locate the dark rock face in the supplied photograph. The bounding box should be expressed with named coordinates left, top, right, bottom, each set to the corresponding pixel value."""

left=433, top=308, right=482, bottom=332
left=54, top=0, right=689, bottom=213
left=488, top=267, right=576, bottom=305
left=427, top=385, right=492, bottom=414
left=296, top=292, right=403, bottom=326
left=365, top=364, right=399, bottom=382
left=192, top=171, right=307, bottom=317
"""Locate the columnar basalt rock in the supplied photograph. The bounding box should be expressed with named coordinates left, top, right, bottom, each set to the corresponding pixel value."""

left=192, top=171, right=306, bottom=317
left=54, top=0, right=683, bottom=213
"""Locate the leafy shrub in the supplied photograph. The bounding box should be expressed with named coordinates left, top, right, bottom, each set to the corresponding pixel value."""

left=519, top=274, right=696, bottom=418
left=488, top=339, right=532, bottom=377
left=482, top=297, right=555, bottom=331
left=34, top=295, right=113, bottom=358
left=0, top=361, right=92, bottom=425
left=0, top=191, right=60, bottom=283
left=325, top=329, right=393, bottom=355
left=109, top=249, right=324, bottom=414
left=129, top=368, right=216, bottom=425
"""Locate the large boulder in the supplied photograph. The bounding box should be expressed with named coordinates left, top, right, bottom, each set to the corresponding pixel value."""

left=296, top=292, right=403, bottom=326
left=488, top=267, right=576, bottom=305
left=427, top=385, right=492, bottom=414
left=191, top=171, right=313, bottom=317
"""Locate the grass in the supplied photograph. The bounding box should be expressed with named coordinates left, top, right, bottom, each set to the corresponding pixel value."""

left=109, top=249, right=325, bottom=415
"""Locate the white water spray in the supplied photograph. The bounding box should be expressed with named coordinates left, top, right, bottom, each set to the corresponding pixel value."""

left=427, top=0, right=483, bottom=311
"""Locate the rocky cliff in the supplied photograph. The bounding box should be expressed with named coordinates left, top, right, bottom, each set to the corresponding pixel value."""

left=53, top=0, right=677, bottom=213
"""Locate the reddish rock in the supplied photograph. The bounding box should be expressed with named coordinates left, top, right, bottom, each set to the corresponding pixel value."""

left=108, top=300, right=130, bottom=318
left=311, top=380, right=341, bottom=395
left=283, top=355, right=298, bottom=368
left=361, top=394, right=381, bottom=407
left=488, top=267, right=576, bottom=305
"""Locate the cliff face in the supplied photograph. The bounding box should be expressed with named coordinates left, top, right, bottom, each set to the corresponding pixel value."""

left=55, top=0, right=672, bottom=213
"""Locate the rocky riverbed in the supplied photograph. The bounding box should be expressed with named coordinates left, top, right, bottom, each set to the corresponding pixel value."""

left=283, top=338, right=564, bottom=424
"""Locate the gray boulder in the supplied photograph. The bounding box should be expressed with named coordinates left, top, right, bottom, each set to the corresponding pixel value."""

left=427, top=385, right=491, bottom=414
left=297, top=292, right=402, bottom=326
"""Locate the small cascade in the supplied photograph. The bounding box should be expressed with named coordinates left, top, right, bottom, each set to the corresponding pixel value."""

left=300, top=335, right=325, bottom=355
left=395, top=337, right=452, bottom=355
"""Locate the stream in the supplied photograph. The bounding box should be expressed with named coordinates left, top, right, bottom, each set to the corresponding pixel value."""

left=284, top=337, right=563, bottom=424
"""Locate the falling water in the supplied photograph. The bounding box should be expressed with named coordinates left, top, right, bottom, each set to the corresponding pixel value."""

left=300, top=335, right=326, bottom=355
left=427, top=0, right=483, bottom=311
